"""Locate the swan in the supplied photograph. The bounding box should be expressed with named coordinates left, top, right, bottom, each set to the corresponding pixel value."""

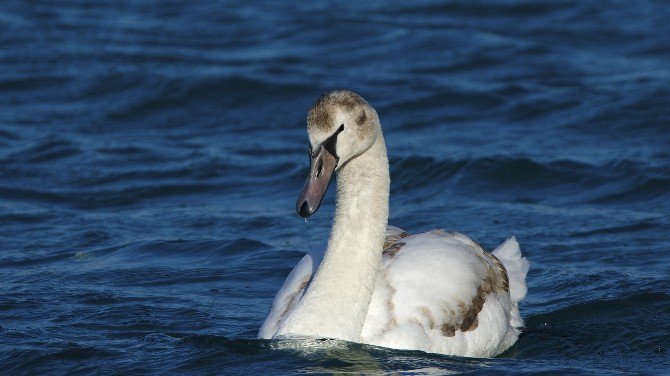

left=258, top=90, right=529, bottom=357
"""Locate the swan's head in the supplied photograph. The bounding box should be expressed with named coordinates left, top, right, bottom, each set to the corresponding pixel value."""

left=297, top=90, right=380, bottom=218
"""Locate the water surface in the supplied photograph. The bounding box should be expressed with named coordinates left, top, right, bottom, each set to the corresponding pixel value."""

left=1, top=1, right=669, bottom=374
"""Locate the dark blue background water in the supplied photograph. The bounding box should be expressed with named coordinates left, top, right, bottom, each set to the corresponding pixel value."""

left=1, top=1, right=669, bottom=374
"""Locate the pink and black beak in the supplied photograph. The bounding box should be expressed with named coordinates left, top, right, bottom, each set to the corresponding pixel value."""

left=296, top=124, right=344, bottom=218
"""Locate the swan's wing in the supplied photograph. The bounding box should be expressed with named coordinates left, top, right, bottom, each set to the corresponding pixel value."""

left=383, top=225, right=410, bottom=257
left=385, top=225, right=409, bottom=240
left=362, top=230, right=521, bottom=357
left=258, top=253, right=315, bottom=339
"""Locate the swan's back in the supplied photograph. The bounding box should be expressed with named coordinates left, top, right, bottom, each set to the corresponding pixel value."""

left=361, top=228, right=529, bottom=357
left=259, top=227, right=529, bottom=357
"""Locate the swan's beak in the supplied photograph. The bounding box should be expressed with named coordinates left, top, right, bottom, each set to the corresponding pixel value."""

left=296, top=146, right=338, bottom=218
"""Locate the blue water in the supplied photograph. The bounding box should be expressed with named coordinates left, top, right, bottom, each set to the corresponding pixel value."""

left=1, top=1, right=669, bottom=374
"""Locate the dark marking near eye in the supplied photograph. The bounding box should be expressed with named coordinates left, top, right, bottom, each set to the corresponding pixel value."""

left=322, top=124, right=344, bottom=158
left=356, top=110, right=367, bottom=125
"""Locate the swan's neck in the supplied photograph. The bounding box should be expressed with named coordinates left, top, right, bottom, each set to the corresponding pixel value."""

left=278, top=134, right=390, bottom=341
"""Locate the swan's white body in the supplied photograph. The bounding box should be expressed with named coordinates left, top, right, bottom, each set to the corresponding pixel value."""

left=258, top=91, right=529, bottom=357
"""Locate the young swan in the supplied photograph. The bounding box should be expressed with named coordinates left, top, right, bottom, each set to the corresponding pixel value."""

left=259, top=90, right=529, bottom=358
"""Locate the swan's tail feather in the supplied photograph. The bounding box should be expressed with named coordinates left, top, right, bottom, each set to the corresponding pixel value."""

left=492, top=236, right=529, bottom=328
left=492, top=236, right=528, bottom=303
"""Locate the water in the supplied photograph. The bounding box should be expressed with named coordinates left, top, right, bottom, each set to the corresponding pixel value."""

left=1, top=1, right=669, bottom=374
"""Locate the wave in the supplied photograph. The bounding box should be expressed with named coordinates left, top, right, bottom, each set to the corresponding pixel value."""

left=0, top=74, right=70, bottom=92
left=2, top=136, right=81, bottom=164
left=569, top=220, right=658, bottom=237
left=393, top=1, right=576, bottom=18
left=1, top=153, right=667, bottom=210
left=102, top=74, right=311, bottom=124
left=0, top=149, right=303, bottom=208
left=520, top=293, right=669, bottom=371
left=390, top=155, right=670, bottom=206
left=527, top=292, right=669, bottom=324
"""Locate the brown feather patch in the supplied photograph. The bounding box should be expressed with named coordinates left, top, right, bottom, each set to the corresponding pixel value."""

left=307, top=91, right=368, bottom=133
left=356, top=110, right=367, bottom=126
left=440, top=257, right=509, bottom=336
left=459, top=285, right=486, bottom=332
left=382, top=230, right=410, bottom=258
left=441, top=323, right=456, bottom=337
left=383, top=242, right=406, bottom=258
